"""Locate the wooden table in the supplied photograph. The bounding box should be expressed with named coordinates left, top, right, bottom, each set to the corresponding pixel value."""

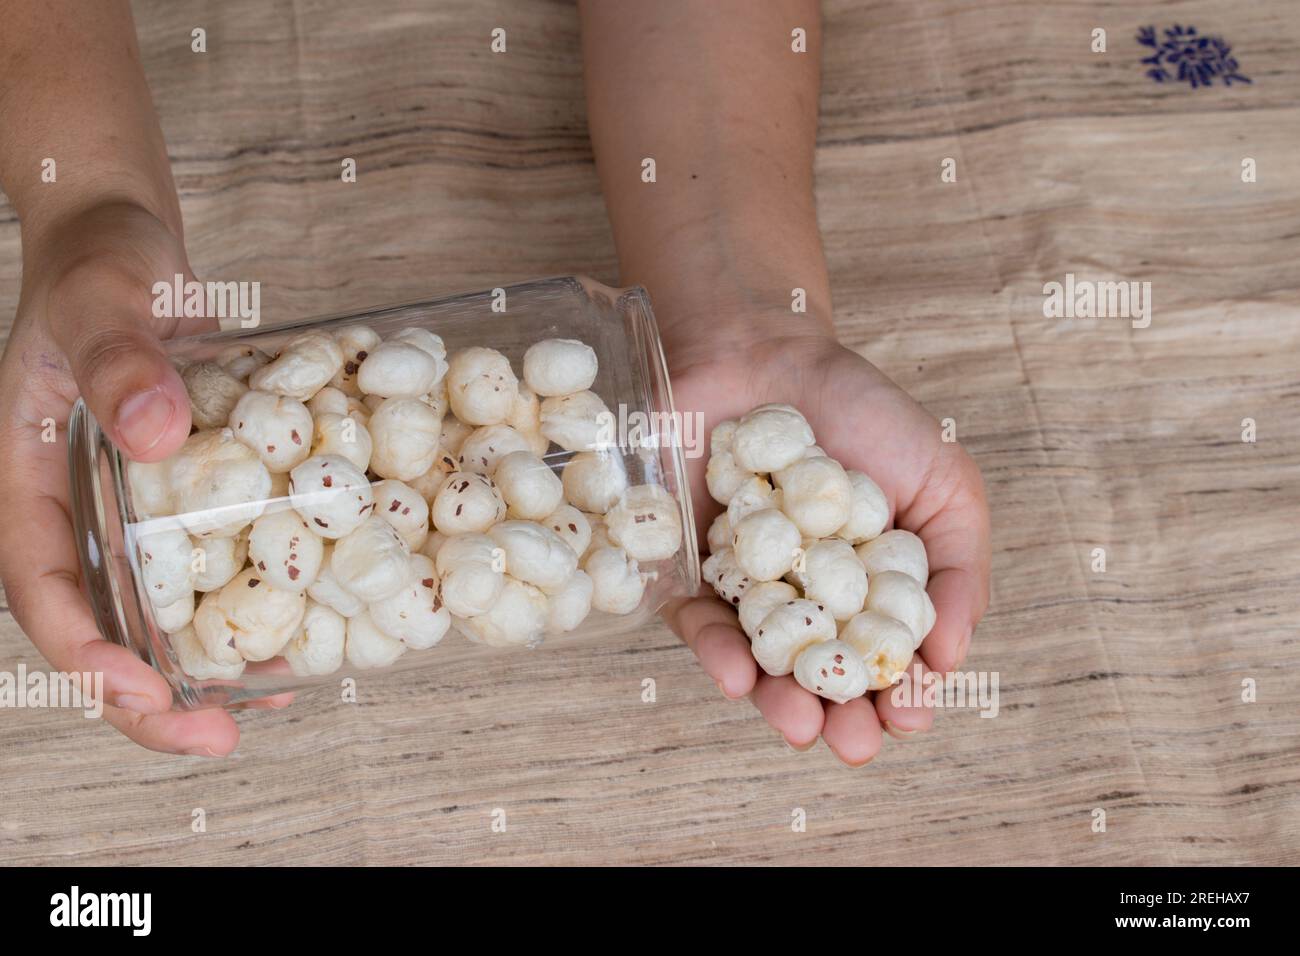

left=1, top=0, right=1296, bottom=865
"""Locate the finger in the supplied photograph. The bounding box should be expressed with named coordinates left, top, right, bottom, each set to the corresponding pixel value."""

left=102, top=704, right=240, bottom=756
left=45, top=262, right=191, bottom=461
left=902, top=450, right=991, bottom=673
left=821, top=695, right=884, bottom=766
left=873, top=652, right=937, bottom=738
left=0, top=489, right=174, bottom=714
left=750, top=673, right=825, bottom=748
left=662, top=595, right=757, bottom=699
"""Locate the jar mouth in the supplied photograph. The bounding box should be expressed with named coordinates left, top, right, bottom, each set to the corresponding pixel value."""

left=613, top=283, right=701, bottom=603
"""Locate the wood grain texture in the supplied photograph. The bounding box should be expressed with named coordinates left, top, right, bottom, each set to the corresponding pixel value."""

left=1, top=0, right=1297, bottom=865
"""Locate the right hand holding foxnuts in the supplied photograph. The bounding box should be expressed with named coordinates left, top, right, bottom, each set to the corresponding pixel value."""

left=666, top=332, right=991, bottom=767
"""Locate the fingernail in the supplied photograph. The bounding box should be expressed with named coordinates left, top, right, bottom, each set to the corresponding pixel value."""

left=182, top=747, right=220, bottom=758
left=883, top=720, right=918, bottom=740
left=113, top=693, right=156, bottom=714
left=784, top=737, right=815, bottom=753
left=116, top=387, right=175, bottom=456
left=715, top=679, right=741, bottom=701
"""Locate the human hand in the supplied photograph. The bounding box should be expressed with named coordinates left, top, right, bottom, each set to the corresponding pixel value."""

left=665, top=327, right=991, bottom=766
left=0, top=201, right=243, bottom=756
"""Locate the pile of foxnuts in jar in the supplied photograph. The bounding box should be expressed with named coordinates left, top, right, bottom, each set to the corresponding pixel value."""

left=129, top=328, right=682, bottom=682
left=702, top=404, right=934, bottom=704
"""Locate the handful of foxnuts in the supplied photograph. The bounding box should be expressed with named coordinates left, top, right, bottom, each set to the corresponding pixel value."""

left=702, top=404, right=934, bottom=703
left=130, top=328, right=682, bottom=682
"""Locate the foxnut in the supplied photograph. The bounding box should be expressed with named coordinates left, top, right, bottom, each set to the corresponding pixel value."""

left=604, top=483, right=683, bottom=563
left=445, top=346, right=517, bottom=425
left=307, top=544, right=367, bottom=618
left=736, top=580, right=798, bottom=639
left=541, top=504, right=591, bottom=558
left=431, top=472, right=506, bottom=534
left=192, top=532, right=248, bottom=592
left=138, top=524, right=197, bottom=607
left=494, top=451, right=564, bottom=520
left=854, top=529, right=929, bottom=585
left=539, top=390, right=611, bottom=452
left=182, top=362, right=248, bottom=430
left=731, top=508, right=801, bottom=582
left=750, top=598, right=836, bottom=676
left=356, top=339, right=442, bottom=398
left=229, top=389, right=313, bottom=474
left=488, top=520, right=578, bottom=593
left=778, top=455, right=853, bottom=538
left=369, top=554, right=450, bottom=649
left=730, top=403, right=816, bottom=473
left=793, top=639, right=871, bottom=704
left=863, top=570, right=935, bottom=648
left=329, top=325, right=383, bottom=396
left=457, top=424, right=533, bottom=476
left=250, top=330, right=345, bottom=401
left=835, top=470, right=890, bottom=545
left=288, top=454, right=375, bottom=539
left=169, top=428, right=272, bottom=537
left=345, top=610, right=408, bottom=668
left=217, top=345, right=270, bottom=383
left=840, top=610, right=915, bottom=690
left=367, top=397, right=443, bottom=481
left=561, top=450, right=628, bottom=514
left=546, top=570, right=593, bottom=633
left=310, top=412, right=372, bottom=473
left=371, top=479, right=430, bottom=551
left=284, top=602, right=348, bottom=676
left=172, top=624, right=245, bottom=681
left=330, top=515, right=411, bottom=603
left=435, top=533, right=505, bottom=617
left=584, top=546, right=646, bottom=614
left=522, top=338, right=599, bottom=397
left=247, top=509, right=324, bottom=592
left=214, top=568, right=307, bottom=661
left=458, top=575, right=550, bottom=647
left=791, top=537, right=867, bottom=621
left=701, top=547, right=751, bottom=607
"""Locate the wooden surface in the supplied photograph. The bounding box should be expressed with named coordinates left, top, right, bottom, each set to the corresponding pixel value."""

left=2, top=0, right=1298, bottom=865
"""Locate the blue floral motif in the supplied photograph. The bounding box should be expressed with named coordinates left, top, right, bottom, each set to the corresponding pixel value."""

left=1137, top=24, right=1251, bottom=88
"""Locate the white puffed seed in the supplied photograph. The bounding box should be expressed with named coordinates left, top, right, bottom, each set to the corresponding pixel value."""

left=561, top=450, right=628, bottom=514
left=458, top=575, right=550, bottom=647
left=329, top=325, right=382, bottom=396
left=310, top=412, right=372, bottom=473
left=546, top=570, right=593, bottom=633
left=217, top=345, right=270, bottom=383
left=431, top=472, right=506, bottom=534
left=284, top=602, right=347, bottom=676
left=701, top=547, right=751, bottom=608
left=139, top=525, right=197, bottom=607
left=835, top=470, right=890, bottom=545
left=391, top=328, right=449, bottom=383
left=581, top=512, right=615, bottom=561
left=706, top=512, right=732, bottom=555
left=307, top=386, right=351, bottom=418
left=796, top=538, right=868, bottom=621
left=247, top=509, right=324, bottom=592
left=730, top=403, right=816, bottom=473
left=864, top=570, right=935, bottom=649
left=307, top=544, right=367, bottom=618
left=172, top=624, right=245, bottom=681
left=793, top=639, right=871, bottom=704
left=706, top=449, right=750, bottom=506
left=737, top=580, right=798, bottom=639
left=192, top=532, right=247, bottom=592
left=488, top=520, right=578, bottom=594
left=731, top=508, right=801, bottom=582
left=215, top=568, right=307, bottom=661
left=330, top=515, right=411, bottom=603
left=436, top=553, right=504, bottom=619
left=506, top=385, right=549, bottom=456
left=778, top=456, right=854, bottom=538
left=169, top=428, right=271, bottom=537
left=345, top=610, right=408, bottom=668
left=367, top=397, right=443, bottom=481
left=371, top=479, right=429, bottom=551
left=854, top=529, right=929, bottom=585
left=726, top=474, right=776, bottom=528
left=368, top=554, right=450, bottom=649
left=445, top=347, right=517, bottom=425
left=542, top=504, right=591, bottom=558
left=584, top=547, right=646, bottom=615
left=710, top=419, right=738, bottom=456
left=183, top=362, right=248, bottom=430
left=127, top=459, right=173, bottom=517
left=771, top=444, right=826, bottom=487
left=750, top=598, right=836, bottom=676
left=457, top=424, right=533, bottom=476
left=604, top=483, right=683, bottom=563
left=192, top=592, right=240, bottom=665
left=288, top=454, right=374, bottom=540
left=438, top=417, right=474, bottom=457
left=522, top=338, right=599, bottom=397
left=356, top=339, right=441, bottom=398
left=153, top=592, right=195, bottom=633
left=494, top=450, right=564, bottom=520
left=840, top=610, right=915, bottom=690
left=249, top=330, right=345, bottom=401
left=539, top=390, right=612, bottom=452
left=228, top=389, right=313, bottom=474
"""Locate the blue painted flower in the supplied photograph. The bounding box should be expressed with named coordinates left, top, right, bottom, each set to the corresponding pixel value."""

left=1138, top=24, right=1251, bottom=88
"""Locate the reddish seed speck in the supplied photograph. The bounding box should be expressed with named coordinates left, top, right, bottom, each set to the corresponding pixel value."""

left=421, top=578, right=434, bottom=588
left=568, top=523, right=577, bottom=533
left=401, top=507, right=410, bottom=515
left=314, top=518, right=328, bottom=528
left=291, top=430, right=302, bottom=444
left=267, top=445, right=275, bottom=453
left=804, top=617, right=812, bottom=625
left=389, top=500, right=401, bottom=512
left=257, top=561, right=266, bottom=570
left=288, top=566, right=300, bottom=580
left=249, top=578, right=261, bottom=588
left=832, top=666, right=846, bottom=676
left=455, top=504, right=463, bottom=516
left=731, top=596, right=739, bottom=604
left=344, top=361, right=358, bottom=375
left=322, top=476, right=333, bottom=487
left=356, top=350, right=368, bottom=361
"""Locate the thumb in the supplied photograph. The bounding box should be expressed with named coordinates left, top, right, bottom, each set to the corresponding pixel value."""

left=46, top=260, right=192, bottom=461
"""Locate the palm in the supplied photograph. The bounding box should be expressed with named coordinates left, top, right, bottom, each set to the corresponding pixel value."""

left=668, top=335, right=991, bottom=765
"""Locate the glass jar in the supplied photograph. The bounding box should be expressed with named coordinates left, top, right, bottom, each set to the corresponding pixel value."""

left=69, top=276, right=700, bottom=709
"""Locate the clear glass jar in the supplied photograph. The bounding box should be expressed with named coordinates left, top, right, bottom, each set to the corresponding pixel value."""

left=69, top=276, right=699, bottom=709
